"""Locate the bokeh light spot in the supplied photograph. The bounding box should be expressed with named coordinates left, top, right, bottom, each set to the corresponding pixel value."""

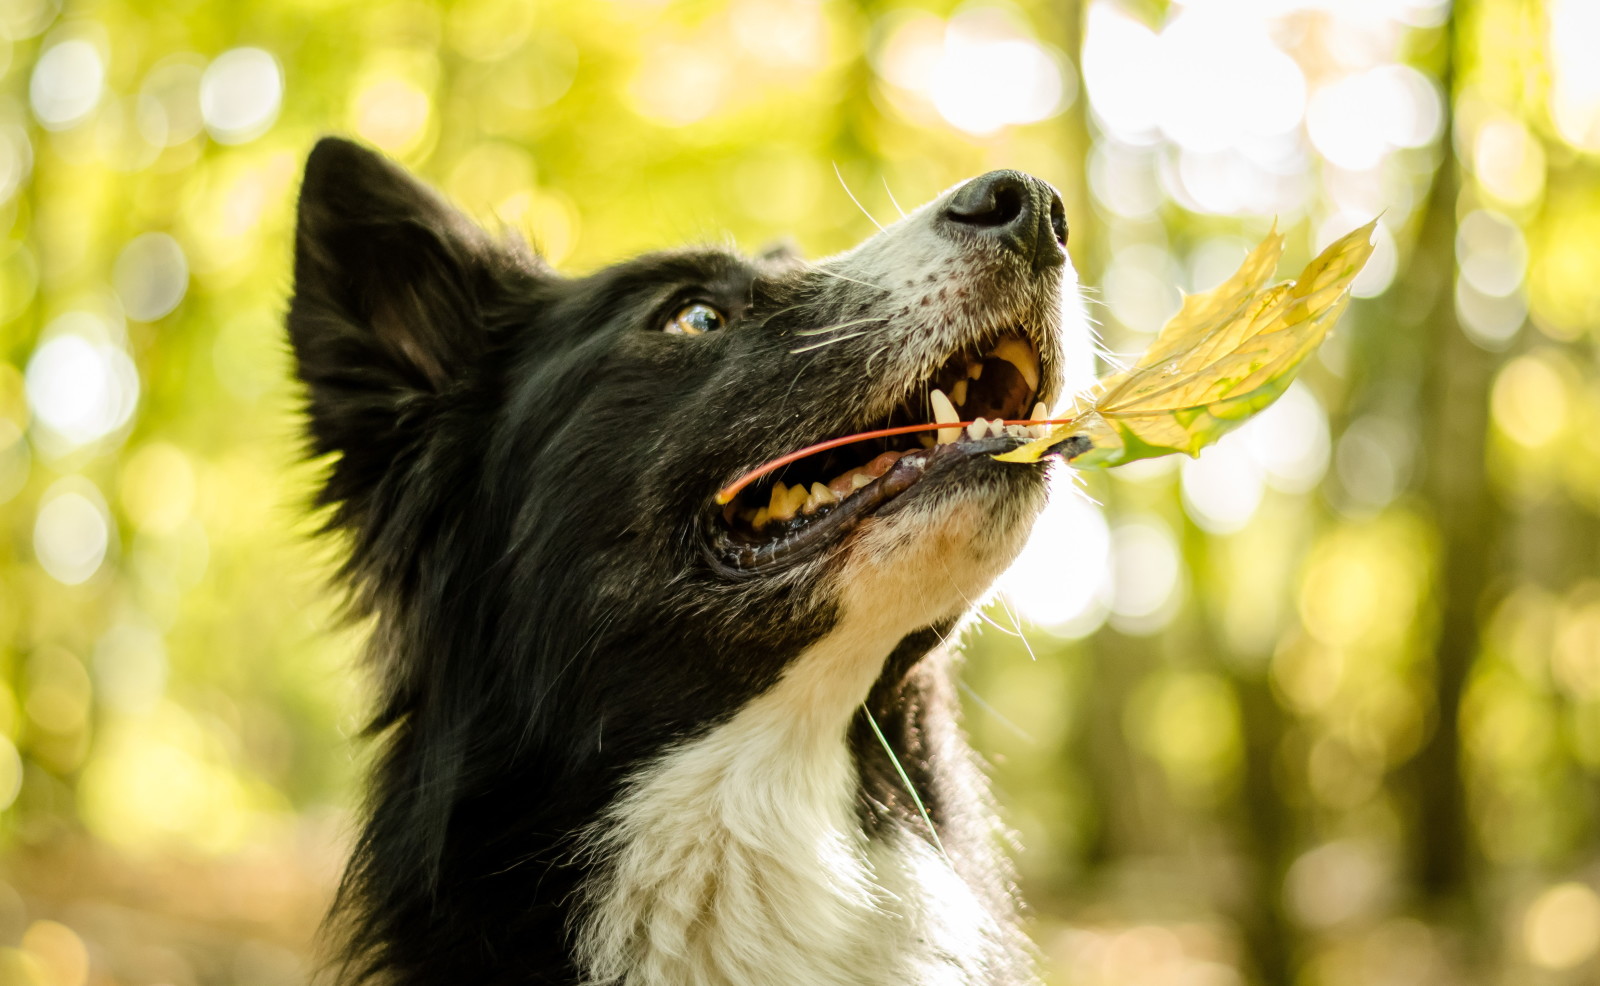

left=0, top=0, right=59, bottom=41
left=877, top=7, right=1070, bottom=137
left=1524, top=882, right=1600, bottom=970
left=113, top=232, right=189, bottom=321
left=1182, top=439, right=1265, bottom=535
left=1242, top=382, right=1330, bottom=495
left=1129, top=670, right=1241, bottom=795
left=1000, top=485, right=1110, bottom=634
left=137, top=57, right=206, bottom=147
left=24, top=315, right=140, bottom=451
left=19, top=921, right=88, bottom=986
left=200, top=47, right=283, bottom=144
left=1549, top=0, right=1600, bottom=150
left=1287, top=840, right=1390, bottom=928
left=1473, top=115, right=1546, bottom=208
left=29, top=39, right=102, bottom=130
left=1109, top=516, right=1183, bottom=634
left=120, top=442, right=197, bottom=535
left=1491, top=353, right=1568, bottom=448
left=630, top=44, right=729, bottom=126
left=351, top=77, right=433, bottom=156
left=34, top=479, right=111, bottom=586
left=1457, top=209, right=1527, bottom=298
left=94, top=622, right=168, bottom=715
left=25, top=646, right=92, bottom=736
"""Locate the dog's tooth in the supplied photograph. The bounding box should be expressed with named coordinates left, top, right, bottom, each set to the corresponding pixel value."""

left=1007, top=424, right=1029, bottom=439
left=1031, top=401, right=1049, bottom=423
left=768, top=482, right=797, bottom=522
left=752, top=507, right=770, bottom=529
left=930, top=388, right=961, bottom=444
left=788, top=483, right=810, bottom=516
left=991, top=337, right=1041, bottom=392
left=851, top=473, right=873, bottom=490
left=967, top=417, right=988, bottom=441
left=950, top=379, right=968, bottom=407
left=918, top=433, right=936, bottom=449
left=803, top=482, right=837, bottom=514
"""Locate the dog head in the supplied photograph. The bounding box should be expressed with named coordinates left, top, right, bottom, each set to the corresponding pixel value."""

left=289, top=137, right=1076, bottom=771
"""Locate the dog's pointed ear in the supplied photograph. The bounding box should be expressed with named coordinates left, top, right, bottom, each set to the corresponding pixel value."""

left=289, top=138, right=521, bottom=505
left=289, top=136, right=501, bottom=393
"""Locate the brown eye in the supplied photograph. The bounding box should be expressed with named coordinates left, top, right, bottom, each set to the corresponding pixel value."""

left=665, top=302, right=725, bottom=336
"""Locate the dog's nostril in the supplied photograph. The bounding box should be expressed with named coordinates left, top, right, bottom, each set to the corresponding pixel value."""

left=1049, top=196, right=1068, bottom=247
left=945, top=172, right=1029, bottom=229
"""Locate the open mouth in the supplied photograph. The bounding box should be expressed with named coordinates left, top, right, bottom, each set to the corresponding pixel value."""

left=712, top=333, right=1047, bottom=572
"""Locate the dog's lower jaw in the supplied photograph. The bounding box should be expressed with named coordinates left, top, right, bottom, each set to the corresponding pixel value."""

left=575, top=489, right=1043, bottom=986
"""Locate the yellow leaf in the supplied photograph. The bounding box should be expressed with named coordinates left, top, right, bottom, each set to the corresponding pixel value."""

left=997, top=219, right=1377, bottom=468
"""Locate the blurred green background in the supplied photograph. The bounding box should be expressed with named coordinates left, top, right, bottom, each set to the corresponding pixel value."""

left=3, top=0, right=1599, bottom=983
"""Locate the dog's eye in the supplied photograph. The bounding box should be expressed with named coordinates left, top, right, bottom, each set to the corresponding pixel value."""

left=665, top=302, right=725, bottom=336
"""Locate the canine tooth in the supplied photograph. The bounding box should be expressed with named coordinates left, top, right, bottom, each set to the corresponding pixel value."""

left=991, top=337, right=1041, bottom=392
left=950, top=379, right=968, bottom=407
left=752, top=507, right=770, bottom=529
left=851, top=473, right=873, bottom=490
left=967, top=417, right=989, bottom=441
left=1031, top=401, right=1049, bottom=423
left=930, top=388, right=961, bottom=444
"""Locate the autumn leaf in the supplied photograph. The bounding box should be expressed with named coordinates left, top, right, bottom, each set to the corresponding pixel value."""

left=995, top=219, right=1377, bottom=468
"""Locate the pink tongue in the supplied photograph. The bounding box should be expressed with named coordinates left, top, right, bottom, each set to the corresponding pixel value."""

left=827, top=450, right=907, bottom=497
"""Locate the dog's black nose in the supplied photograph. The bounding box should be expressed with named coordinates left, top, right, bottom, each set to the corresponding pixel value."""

left=941, top=170, right=1067, bottom=269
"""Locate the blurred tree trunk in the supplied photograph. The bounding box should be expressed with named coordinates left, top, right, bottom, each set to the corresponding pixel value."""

left=1234, top=671, right=1295, bottom=985
left=1397, top=1, right=1494, bottom=927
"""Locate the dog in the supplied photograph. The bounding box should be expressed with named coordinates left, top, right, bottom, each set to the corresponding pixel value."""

left=288, top=136, right=1077, bottom=985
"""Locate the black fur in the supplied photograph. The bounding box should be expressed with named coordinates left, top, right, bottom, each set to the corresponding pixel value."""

left=289, top=137, right=1067, bottom=984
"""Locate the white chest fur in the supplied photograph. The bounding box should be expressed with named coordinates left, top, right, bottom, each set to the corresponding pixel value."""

left=573, top=629, right=999, bottom=985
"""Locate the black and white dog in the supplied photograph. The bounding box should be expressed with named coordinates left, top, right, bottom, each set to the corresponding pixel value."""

left=288, top=137, right=1077, bottom=985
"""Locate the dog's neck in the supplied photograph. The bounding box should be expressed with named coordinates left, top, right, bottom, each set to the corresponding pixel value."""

left=574, top=613, right=1033, bottom=986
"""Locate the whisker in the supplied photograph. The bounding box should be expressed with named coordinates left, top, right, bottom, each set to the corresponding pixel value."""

left=788, top=330, right=872, bottom=354
left=956, top=680, right=1037, bottom=744
left=813, top=266, right=890, bottom=292
left=834, top=161, right=886, bottom=234
left=996, top=594, right=1037, bottom=663
left=882, top=177, right=907, bottom=219
left=791, top=316, right=888, bottom=337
